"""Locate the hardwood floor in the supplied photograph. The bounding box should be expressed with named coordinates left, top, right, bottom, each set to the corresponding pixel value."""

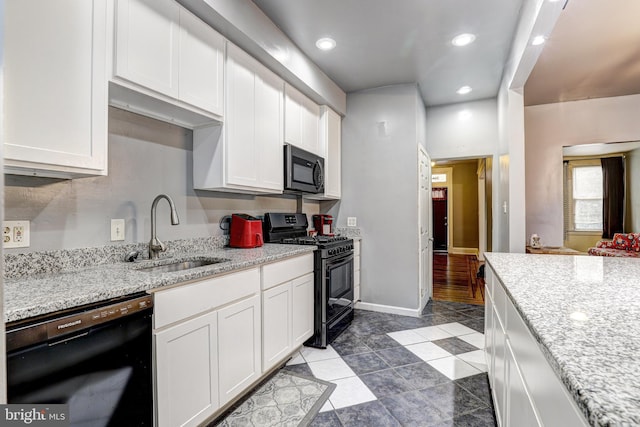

left=432, top=253, right=485, bottom=305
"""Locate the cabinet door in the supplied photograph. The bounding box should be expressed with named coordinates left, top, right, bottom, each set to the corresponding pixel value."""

left=255, top=65, right=285, bottom=191
left=302, top=98, right=321, bottom=155
left=323, top=107, right=342, bottom=199
left=493, top=304, right=507, bottom=427
left=154, top=311, right=218, bottom=427
left=115, top=0, right=180, bottom=98
left=178, top=8, right=224, bottom=116
left=4, top=0, right=108, bottom=177
left=505, top=341, right=543, bottom=427
left=217, top=294, right=262, bottom=405
left=225, top=44, right=259, bottom=188
left=284, top=85, right=303, bottom=147
left=262, top=283, right=292, bottom=371
left=292, top=273, right=315, bottom=347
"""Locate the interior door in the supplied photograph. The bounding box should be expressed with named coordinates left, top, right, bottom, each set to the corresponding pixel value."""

left=432, top=188, right=448, bottom=251
left=418, top=146, right=433, bottom=309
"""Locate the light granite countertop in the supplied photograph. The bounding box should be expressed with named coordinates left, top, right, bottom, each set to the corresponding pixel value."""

left=4, top=242, right=315, bottom=323
left=484, top=253, right=640, bottom=426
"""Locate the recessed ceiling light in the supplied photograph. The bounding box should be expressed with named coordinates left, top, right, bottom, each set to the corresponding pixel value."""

left=457, top=86, right=472, bottom=95
left=451, top=33, right=476, bottom=47
left=532, top=35, right=546, bottom=46
left=315, top=37, right=336, bottom=51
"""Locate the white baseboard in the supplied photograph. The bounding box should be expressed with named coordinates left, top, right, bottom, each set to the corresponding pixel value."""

left=450, top=247, right=479, bottom=256
left=355, top=301, right=422, bottom=318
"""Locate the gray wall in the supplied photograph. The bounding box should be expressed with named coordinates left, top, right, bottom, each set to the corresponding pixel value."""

left=327, top=84, right=424, bottom=311
left=4, top=107, right=319, bottom=253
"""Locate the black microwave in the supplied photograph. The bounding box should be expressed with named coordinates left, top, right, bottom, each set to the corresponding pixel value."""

left=284, top=144, right=324, bottom=194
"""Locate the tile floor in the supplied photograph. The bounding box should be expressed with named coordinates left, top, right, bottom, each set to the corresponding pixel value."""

left=282, top=300, right=496, bottom=427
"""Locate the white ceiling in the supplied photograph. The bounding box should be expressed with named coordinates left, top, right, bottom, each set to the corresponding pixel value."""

left=524, top=0, right=640, bottom=106
left=251, top=0, right=525, bottom=107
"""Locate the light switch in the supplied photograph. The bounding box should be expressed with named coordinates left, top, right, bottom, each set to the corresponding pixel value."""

left=347, top=217, right=357, bottom=227
left=111, top=219, right=125, bottom=241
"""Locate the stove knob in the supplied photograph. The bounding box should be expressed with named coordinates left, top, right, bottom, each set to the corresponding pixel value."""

left=329, top=249, right=335, bottom=255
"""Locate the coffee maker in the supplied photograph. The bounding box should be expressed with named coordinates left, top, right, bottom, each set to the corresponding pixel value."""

left=312, top=214, right=334, bottom=236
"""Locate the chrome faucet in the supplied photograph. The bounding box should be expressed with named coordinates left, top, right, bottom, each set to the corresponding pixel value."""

left=149, top=194, right=180, bottom=260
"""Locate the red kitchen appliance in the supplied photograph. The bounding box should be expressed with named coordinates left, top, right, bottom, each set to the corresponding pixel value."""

left=229, top=214, right=263, bottom=248
left=313, top=214, right=334, bottom=236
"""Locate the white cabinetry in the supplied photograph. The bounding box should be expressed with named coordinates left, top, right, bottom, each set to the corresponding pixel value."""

left=155, top=311, right=218, bottom=427
left=193, top=42, right=284, bottom=194
left=484, top=266, right=588, bottom=427
left=4, top=0, right=108, bottom=178
left=261, top=253, right=314, bottom=372
left=307, top=106, right=342, bottom=200
left=284, top=84, right=321, bottom=156
left=217, top=294, right=261, bottom=406
left=153, top=268, right=261, bottom=427
left=111, top=0, right=224, bottom=127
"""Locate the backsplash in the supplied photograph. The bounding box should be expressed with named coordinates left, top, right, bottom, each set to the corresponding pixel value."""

left=4, top=236, right=228, bottom=279
left=4, top=108, right=320, bottom=254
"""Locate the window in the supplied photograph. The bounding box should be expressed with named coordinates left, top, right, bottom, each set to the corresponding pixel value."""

left=565, top=160, right=602, bottom=231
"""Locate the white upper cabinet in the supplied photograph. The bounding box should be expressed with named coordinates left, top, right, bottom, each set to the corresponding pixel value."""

left=307, top=106, right=342, bottom=200
left=111, top=0, right=224, bottom=127
left=3, top=0, right=108, bottom=178
left=284, top=84, right=322, bottom=156
left=193, top=42, right=283, bottom=194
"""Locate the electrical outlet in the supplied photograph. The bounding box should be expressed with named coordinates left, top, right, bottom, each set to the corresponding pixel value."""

left=347, top=217, right=357, bottom=227
left=3, top=220, right=30, bottom=248
left=111, top=219, right=125, bottom=241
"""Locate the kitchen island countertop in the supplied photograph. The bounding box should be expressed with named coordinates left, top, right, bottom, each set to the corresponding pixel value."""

left=484, top=252, right=640, bottom=426
left=5, top=243, right=315, bottom=323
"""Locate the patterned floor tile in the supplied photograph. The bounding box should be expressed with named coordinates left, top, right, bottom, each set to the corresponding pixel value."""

left=309, top=410, right=343, bottom=427
left=342, top=352, right=390, bottom=375
left=406, top=341, right=454, bottom=362
left=428, top=356, right=482, bottom=380
left=335, top=400, right=401, bottom=427
left=375, top=346, right=423, bottom=367
left=358, top=368, right=414, bottom=398
left=387, top=329, right=429, bottom=345
left=282, top=362, right=315, bottom=378
left=460, top=318, right=485, bottom=333
left=302, top=345, right=341, bottom=363
left=308, top=357, right=356, bottom=381
left=436, top=322, right=478, bottom=337
left=361, top=333, right=403, bottom=350
left=455, top=373, right=493, bottom=407
left=457, top=350, right=488, bottom=372
left=413, top=325, right=455, bottom=341
left=379, top=390, right=450, bottom=426
left=418, top=382, right=487, bottom=420
left=328, top=376, right=376, bottom=409
left=393, top=362, right=451, bottom=390
left=431, top=337, right=480, bottom=355
left=331, top=335, right=372, bottom=357
left=458, top=332, right=485, bottom=349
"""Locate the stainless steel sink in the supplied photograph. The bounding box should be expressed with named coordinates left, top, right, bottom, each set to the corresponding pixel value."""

left=136, top=258, right=230, bottom=273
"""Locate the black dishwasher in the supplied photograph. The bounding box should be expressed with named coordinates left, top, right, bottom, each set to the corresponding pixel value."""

left=6, top=292, right=153, bottom=427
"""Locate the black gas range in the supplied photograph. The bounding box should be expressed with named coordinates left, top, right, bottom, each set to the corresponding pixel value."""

left=263, top=213, right=354, bottom=348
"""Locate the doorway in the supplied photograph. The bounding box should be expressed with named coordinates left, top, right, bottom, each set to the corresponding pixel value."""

left=432, top=187, right=448, bottom=252
left=431, top=157, right=492, bottom=305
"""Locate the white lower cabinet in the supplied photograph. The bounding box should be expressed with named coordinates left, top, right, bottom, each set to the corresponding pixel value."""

left=217, top=294, right=262, bottom=406
left=153, top=268, right=261, bottom=427
left=154, top=311, right=219, bottom=427
left=261, top=253, right=314, bottom=372
left=485, top=266, right=588, bottom=427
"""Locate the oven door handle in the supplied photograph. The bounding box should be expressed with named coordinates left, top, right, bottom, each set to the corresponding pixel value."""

left=326, top=252, right=354, bottom=268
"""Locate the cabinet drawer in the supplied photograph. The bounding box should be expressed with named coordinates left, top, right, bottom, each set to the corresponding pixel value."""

left=261, top=253, right=314, bottom=290
left=154, top=268, right=260, bottom=329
